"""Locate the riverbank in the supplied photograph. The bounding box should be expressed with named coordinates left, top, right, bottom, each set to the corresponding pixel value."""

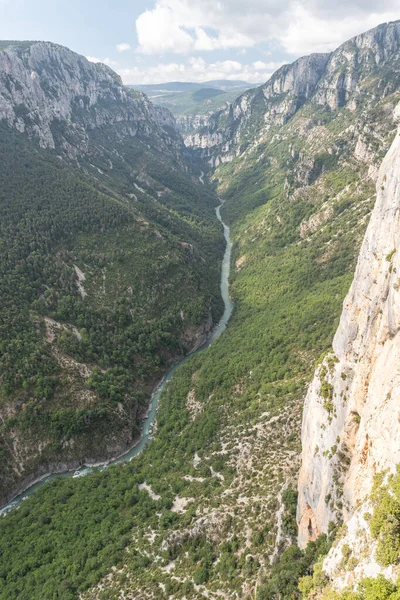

left=1, top=199, right=233, bottom=515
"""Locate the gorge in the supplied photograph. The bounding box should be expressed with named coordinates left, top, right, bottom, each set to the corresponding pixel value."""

left=2, top=18, right=400, bottom=600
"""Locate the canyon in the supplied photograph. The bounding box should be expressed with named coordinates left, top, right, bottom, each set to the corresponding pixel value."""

left=2, top=19, right=400, bottom=600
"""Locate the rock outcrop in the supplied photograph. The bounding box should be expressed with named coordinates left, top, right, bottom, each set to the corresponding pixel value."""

left=188, top=20, right=400, bottom=166
left=314, top=21, right=400, bottom=110
left=0, top=41, right=181, bottom=158
left=177, top=114, right=211, bottom=135
left=297, top=102, right=400, bottom=554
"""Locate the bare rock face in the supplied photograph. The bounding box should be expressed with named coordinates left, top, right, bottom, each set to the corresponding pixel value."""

left=186, top=53, right=329, bottom=158
left=188, top=20, right=400, bottom=163
left=264, top=53, right=330, bottom=100
left=178, top=114, right=211, bottom=135
left=315, top=21, right=400, bottom=110
left=0, top=41, right=181, bottom=158
left=297, top=101, right=400, bottom=549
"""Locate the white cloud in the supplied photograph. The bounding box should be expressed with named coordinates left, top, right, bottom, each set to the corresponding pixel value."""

left=134, top=0, right=400, bottom=56
left=135, top=0, right=260, bottom=55
left=136, top=5, right=195, bottom=54
left=87, top=0, right=400, bottom=86
left=281, top=4, right=400, bottom=54
left=192, top=27, right=255, bottom=52
left=117, top=57, right=284, bottom=85
left=87, top=49, right=283, bottom=85
left=116, top=43, right=132, bottom=52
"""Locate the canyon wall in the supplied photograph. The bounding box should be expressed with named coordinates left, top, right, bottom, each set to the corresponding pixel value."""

left=0, top=41, right=181, bottom=157
left=186, top=21, right=400, bottom=167
left=297, top=103, right=400, bottom=580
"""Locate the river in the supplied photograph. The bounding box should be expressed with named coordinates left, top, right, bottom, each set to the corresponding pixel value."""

left=1, top=199, right=233, bottom=516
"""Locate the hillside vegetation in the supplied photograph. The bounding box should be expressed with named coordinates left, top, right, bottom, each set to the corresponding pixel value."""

left=0, top=41, right=224, bottom=505
left=1, top=22, right=400, bottom=600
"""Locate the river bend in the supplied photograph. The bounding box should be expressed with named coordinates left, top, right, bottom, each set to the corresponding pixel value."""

left=1, top=200, right=233, bottom=515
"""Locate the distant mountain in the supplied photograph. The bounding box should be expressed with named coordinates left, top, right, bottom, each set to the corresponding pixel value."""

left=131, top=80, right=256, bottom=134
left=132, top=79, right=255, bottom=95
left=132, top=81, right=200, bottom=93
left=203, top=79, right=256, bottom=89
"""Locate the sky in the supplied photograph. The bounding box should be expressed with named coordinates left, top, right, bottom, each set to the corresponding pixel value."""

left=0, top=0, right=399, bottom=86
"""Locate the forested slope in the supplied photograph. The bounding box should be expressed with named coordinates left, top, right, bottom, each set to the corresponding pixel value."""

left=2, top=21, right=400, bottom=600
left=74, top=20, right=400, bottom=598
left=0, top=42, right=224, bottom=505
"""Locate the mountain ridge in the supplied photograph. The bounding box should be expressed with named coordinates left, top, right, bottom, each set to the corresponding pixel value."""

left=132, top=80, right=254, bottom=93
left=186, top=19, right=400, bottom=166
left=0, top=39, right=183, bottom=159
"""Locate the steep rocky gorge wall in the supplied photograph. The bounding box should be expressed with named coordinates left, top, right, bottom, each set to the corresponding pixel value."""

left=297, top=102, right=400, bottom=560
left=186, top=20, right=400, bottom=166
left=177, top=113, right=210, bottom=135
left=0, top=41, right=179, bottom=156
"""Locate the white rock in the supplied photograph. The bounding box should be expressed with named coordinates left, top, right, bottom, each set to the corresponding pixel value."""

left=297, top=100, right=400, bottom=569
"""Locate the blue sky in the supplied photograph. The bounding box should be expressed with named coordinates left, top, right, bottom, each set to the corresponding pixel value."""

left=0, top=0, right=399, bottom=85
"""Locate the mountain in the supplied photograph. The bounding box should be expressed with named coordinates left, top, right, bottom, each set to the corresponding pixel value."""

left=0, top=40, right=224, bottom=506
left=133, top=82, right=201, bottom=93
left=133, top=80, right=253, bottom=94
left=131, top=80, right=255, bottom=135
left=187, top=20, right=400, bottom=166
left=203, top=80, right=254, bottom=89
left=0, top=41, right=184, bottom=156
left=2, top=21, right=400, bottom=600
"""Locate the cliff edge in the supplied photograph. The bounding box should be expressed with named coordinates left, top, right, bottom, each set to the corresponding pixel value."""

left=297, top=101, right=400, bottom=580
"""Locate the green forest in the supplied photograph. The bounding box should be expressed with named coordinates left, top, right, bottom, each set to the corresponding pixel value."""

left=0, top=121, right=224, bottom=505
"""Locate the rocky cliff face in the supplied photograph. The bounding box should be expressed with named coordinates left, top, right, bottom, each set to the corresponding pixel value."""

left=185, top=53, right=330, bottom=164
left=188, top=20, right=400, bottom=166
left=0, top=41, right=181, bottom=158
left=313, top=21, right=400, bottom=110
left=177, top=114, right=211, bottom=135
left=297, top=101, right=400, bottom=569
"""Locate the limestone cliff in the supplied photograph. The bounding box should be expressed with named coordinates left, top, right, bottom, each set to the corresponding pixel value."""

left=185, top=53, right=330, bottom=165
left=188, top=20, right=400, bottom=166
left=297, top=101, right=400, bottom=578
left=0, top=40, right=181, bottom=158
left=177, top=114, right=211, bottom=135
